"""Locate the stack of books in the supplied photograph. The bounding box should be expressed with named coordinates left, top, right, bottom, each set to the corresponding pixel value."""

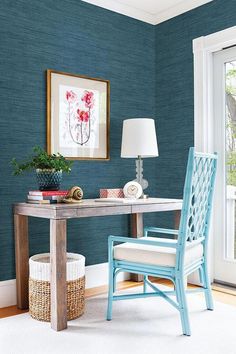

left=27, top=190, right=68, bottom=204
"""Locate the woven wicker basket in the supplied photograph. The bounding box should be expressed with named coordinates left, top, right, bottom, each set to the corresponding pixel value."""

left=29, top=253, right=85, bottom=322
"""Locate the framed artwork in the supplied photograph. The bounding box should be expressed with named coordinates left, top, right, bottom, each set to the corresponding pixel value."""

left=47, top=70, right=110, bottom=160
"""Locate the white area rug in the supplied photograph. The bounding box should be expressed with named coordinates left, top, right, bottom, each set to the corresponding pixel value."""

left=0, top=286, right=235, bottom=354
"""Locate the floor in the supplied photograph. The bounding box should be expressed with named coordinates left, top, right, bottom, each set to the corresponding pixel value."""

left=0, top=279, right=236, bottom=319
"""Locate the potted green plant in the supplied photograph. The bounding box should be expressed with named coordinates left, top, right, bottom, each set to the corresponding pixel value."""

left=11, top=146, right=73, bottom=191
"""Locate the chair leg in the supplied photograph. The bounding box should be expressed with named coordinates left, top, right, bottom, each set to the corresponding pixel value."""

left=143, top=275, right=148, bottom=293
left=175, top=278, right=191, bottom=336
left=198, top=266, right=204, bottom=284
left=107, top=263, right=114, bottom=321
left=202, top=263, right=214, bottom=310
left=113, top=270, right=117, bottom=293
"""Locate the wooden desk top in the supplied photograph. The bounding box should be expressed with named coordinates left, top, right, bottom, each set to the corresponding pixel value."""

left=14, top=198, right=182, bottom=219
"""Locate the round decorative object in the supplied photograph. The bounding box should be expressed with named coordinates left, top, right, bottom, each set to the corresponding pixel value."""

left=123, top=181, right=143, bottom=199
left=35, top=169, right=62, bottom=191
left=63, top=186, right=83, bottom=203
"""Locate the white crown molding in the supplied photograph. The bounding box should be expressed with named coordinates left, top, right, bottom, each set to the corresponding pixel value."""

left=82, top=0, right=213, bottom=25
left=82, top=0, right=157, bottom=24
left=154, top=0, right=213, bottom=25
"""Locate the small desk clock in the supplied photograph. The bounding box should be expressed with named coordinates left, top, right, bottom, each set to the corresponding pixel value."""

left=123, top=181, right=142, bottom=199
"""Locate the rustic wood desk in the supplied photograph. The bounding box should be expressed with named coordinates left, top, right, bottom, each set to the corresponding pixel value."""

left=14, top=198, right=182, bottom=331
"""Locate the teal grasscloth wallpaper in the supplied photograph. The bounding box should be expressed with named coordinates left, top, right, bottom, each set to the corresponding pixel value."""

left=1, top=0, right=236, bottom=281
left=0, top=0, right=156, bottom=281
left=155, top=0, right=236, bottom=203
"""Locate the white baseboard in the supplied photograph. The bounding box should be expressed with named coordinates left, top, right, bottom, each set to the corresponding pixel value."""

left=0, top=279, right=17, bottom=308
left=85, top=262, right=129, bottom=289
left=0, top=263, right=130, bottom=308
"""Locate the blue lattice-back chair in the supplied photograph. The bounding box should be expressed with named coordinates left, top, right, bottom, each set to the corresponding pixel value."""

left=106, top=148, right=217, bottom=336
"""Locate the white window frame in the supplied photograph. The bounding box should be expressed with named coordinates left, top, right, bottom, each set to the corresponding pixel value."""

left=193, top=26, right=236, bottom=152
left=192, top=25, right=236, bottom=282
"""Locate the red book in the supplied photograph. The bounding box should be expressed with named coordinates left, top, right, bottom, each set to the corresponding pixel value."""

left=29, top=190, right=68, bottom=196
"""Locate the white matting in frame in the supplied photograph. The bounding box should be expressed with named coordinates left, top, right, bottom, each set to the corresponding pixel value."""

left=47, top=70, right=110, bottom=160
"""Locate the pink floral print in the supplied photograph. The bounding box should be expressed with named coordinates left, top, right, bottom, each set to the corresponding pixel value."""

left=77, top=109, right=90, bottom=123
left=66, top=89, right=95, bottom=146
left=66, top=90, right=77, bottom=103
left=81, top=91, right=94, bottom=109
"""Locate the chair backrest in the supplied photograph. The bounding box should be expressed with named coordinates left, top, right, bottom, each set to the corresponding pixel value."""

left=176, top=147, right=217, bottom=269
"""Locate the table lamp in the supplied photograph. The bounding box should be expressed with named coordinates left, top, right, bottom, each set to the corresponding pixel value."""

left=121, top=118, right=158, bottom=191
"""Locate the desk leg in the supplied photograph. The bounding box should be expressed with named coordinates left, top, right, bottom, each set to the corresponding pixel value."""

left=50, top=219, right=67, bottom=331
left=14, top=214, right=29, bottom=309
left=131, top=213, right=143, bottom=282
left=174, top=210, right=181, bottom=230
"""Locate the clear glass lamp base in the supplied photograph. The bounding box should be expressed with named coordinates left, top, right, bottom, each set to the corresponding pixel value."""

left=134, top=156, right=149, bottom=191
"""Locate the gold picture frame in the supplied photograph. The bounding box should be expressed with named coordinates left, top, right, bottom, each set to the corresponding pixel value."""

left=47, top=70, right=110, bottom=160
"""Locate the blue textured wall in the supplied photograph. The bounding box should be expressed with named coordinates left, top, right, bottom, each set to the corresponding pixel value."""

left=155, top=0, right=236, bottom=204
left=2, top=0, right=236, bottom=282
left=0, top=0, right=156, bottom=281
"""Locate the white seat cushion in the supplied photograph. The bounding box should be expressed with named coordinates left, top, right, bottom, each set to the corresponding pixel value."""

left=113, top=237, right=203, bottom=267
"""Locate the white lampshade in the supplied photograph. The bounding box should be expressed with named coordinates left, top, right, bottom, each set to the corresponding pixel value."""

left=121, top=118, right=158, bottom=158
